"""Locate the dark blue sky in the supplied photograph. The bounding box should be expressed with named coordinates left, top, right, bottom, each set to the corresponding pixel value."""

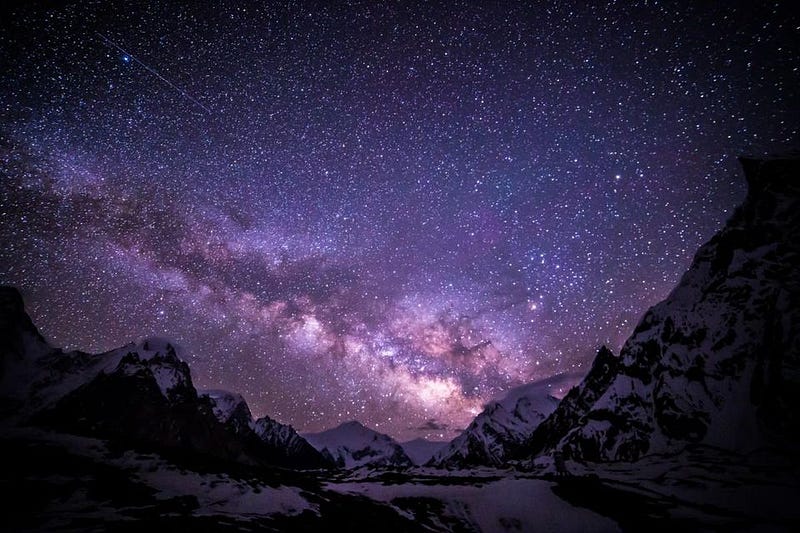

left=1, top=1, right=797, bottom=439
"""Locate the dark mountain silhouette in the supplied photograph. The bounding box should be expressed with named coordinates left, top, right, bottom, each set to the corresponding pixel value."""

left=0, top=288, right=330, bottom=469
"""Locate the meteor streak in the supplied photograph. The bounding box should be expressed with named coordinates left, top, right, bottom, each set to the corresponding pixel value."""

left=96, top=32, right=211, bottom=114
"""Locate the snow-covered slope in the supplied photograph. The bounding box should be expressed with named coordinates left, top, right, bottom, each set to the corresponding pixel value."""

left=400, top=438, right=447, bottom=465
left=526, top=156, right=800, bottom=462
left=303, top=421, right=413, bottom=469
left=429, top=377, right=561, bottom=468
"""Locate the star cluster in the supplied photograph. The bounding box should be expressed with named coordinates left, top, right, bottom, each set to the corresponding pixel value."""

left=1, top=1, right=797, bottom=440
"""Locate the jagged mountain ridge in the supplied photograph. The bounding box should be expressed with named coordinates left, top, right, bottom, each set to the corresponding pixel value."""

left=0, top=289, right=329, bottom=469
left=428, top=376, right=562, bottom=468
left=303, top=420, right=413, bottom=469
left=202, top=389, right=329, bottom=468
left=522, top=156, right=800, bottom=462
left=523, top=346, right=620, bottom=460
left=0, top=291, right=194, bottom=419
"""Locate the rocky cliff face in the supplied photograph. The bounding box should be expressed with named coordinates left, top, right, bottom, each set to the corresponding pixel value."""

left=253, top=414, right=326, bottom=462
left=0, top=286, right=51, bottom=364
left=530, top=157, right=800, bottom=462
left=0, top=286, right=58, bottom=415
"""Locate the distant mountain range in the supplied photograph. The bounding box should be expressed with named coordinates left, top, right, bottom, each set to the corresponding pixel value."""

left=201, top=389, right=330, bottom=468
left=2, top=156, right=797, bottom=477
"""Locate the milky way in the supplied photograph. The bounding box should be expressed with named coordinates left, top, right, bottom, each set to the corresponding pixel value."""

left=1, top=2, right=797, bottom=440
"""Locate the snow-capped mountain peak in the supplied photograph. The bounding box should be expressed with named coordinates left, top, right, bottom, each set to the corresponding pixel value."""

left=429, top=375, right=571, bottom=468
left=203, top=389, right=250, bottom=422
left=115, top=350, right=192, bottom=400
left=303, top=421, right=413, bottom=469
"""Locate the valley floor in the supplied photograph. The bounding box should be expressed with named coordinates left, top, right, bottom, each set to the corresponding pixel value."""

left=1, top=427, right=798, bottom=532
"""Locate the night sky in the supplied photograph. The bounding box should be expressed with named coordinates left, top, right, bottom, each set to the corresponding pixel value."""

left=1, top=1, right=797, bottom=440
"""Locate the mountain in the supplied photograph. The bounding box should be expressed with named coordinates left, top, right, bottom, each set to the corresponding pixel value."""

left=203, top=389, right=256, bottom=436
left=303, top=421, right=413, bottom=469
left=21, top=336, right=260, bottom=464
left=202, top=389, right=330, bottom=468
left=523, top=347, right=620, bottom=460
left=0, top=289, right=196, bottom=422
left=253, top=414, right=326, bottom=461
left=522, top=156, right=800, bottom=462
left=400, top=438, right=447, bottom=465
left=1, top=285, right=64, bottom=416
left=0, top=287, right=328, bottom=469
left=428, top=377, right=561, bottom=468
